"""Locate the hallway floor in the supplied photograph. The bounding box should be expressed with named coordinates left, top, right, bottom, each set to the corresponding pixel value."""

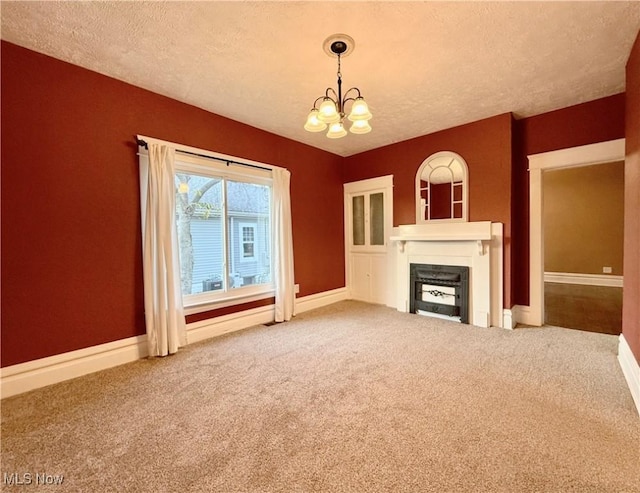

left=544, top=282, right=622, bottom=335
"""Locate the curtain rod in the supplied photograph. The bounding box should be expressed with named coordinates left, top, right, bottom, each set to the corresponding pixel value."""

left=136, top=138, right=271, bottom=172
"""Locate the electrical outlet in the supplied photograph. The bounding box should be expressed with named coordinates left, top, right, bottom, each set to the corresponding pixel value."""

left=603, top=266, right=612, bottom=274
left=294, top=284, right=300, bottom=294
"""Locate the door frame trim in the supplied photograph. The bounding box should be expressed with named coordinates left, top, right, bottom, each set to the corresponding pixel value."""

left=344, top=175, right=394, bottom=303
left=526, top=138, right=625, bottom=326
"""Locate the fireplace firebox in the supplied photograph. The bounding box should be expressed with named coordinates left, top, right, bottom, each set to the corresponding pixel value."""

left=409, top=264, right=469, bottom=323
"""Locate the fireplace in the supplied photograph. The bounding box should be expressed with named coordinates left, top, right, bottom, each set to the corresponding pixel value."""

left=410, top=264, right=469, bottom=323
left=390, top=221, right=506, bottom=328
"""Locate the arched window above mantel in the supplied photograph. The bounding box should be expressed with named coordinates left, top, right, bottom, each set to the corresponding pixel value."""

left=416, top=151, right=469, bottom=223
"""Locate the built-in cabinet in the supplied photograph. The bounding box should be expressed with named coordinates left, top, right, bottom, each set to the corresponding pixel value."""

left=344, top=176, right=393, bottom=305
left=349, top=252, right=388, bottom=304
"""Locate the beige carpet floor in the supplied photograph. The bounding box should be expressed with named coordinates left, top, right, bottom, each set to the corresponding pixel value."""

left=1, top=301, right=639, bottom=492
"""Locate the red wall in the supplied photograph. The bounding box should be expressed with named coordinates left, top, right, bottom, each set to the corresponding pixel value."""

left=623, top=31, right=640, bottom=363
left=511, top=94, right=626, bottom=305
left=2, top=40, right=634, bottom=369
left=343, top=113, right=514, bottom=307
left=1, top=42, right=345, bottom=367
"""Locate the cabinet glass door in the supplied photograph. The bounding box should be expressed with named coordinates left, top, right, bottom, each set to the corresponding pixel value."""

left=370, top=192, right=384, bottom=246
left=350, top=191, right=385, bottom=249
left=352, top=195, right=365, bottom=246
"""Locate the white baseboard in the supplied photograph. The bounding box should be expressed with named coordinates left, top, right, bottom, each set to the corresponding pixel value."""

left=0, top=335, right=148, bottom=399
left=502, top=309, right=516, bottom=330
left=186, top=304, right=275, bottom=344
left=295, top=287, right=348, bottom=314
left=512, top=304, right=537, bottom=326
left=185, top=287, right=348, bottom=344
left=545, top=271, right=623, bottom=288
left=1, top=287, right=347, bottom=399
left=618, top=334, right=640, bottom=417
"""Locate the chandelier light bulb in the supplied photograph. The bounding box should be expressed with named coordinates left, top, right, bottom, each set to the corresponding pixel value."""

left=317, top=98, right=340, bottom=123
left=304, top=109, right=328, bottom=132
left=326, top=121, right=347, bottom=139
left=347, top=97, right=372, bottom=121
left=349, top=119, right=372, bottom=134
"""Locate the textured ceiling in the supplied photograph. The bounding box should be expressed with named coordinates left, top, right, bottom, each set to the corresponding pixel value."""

left=2, top=1, right=640, bottom=157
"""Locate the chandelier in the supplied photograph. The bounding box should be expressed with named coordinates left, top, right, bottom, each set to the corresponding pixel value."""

left=304, top=34, right=372, bottom=138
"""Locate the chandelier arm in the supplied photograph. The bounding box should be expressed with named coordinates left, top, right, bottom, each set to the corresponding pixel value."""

left=311, top=96, right=325, bottom=109
left=342, top=87, right=363, bottom=103
left=324, top=88, right=338, bottom=102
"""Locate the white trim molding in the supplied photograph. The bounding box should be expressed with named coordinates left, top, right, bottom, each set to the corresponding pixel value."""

left=344, top=175, right=394, bottom=307
left=391, top=222, right=504, bottom=328
left=296, top=287, right=348, bottom=314
left=502, top=308, right=517, bottom=330
left=528, top=139, right=626, bottom=172
left=544, top=272, right=623, bottom=288
left=512, top=304, right=535, bottom=326
left=1, top=288, right=347, bottom=399
left=528, top=138, right=625, bottom=326
left=186, top=288, right=349, bottom=344
left=186, top=304, right=275, bottom=345
left=618, top=334, right=640, bottom=416
left=0, top=335, right=149, bottom=399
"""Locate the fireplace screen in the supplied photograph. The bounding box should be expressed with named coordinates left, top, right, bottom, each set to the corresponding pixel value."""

left=409, top=264, right=469, bottom=323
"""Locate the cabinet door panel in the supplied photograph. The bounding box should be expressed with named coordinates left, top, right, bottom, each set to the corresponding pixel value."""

left=369, top=255, right=388, bottom=305
left=350, top=254, right=371, bottom=301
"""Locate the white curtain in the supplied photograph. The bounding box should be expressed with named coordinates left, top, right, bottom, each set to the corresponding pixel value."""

left=139, top=143, right=187, bottom=356
left=273, top=167, right=295, bottom=322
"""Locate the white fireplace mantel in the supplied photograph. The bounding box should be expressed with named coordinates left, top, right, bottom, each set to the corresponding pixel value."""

left=390, top=221, right=505, bottom=329
left=390, top=221, right=493, bottom=244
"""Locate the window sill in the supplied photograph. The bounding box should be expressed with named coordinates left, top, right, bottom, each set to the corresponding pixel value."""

left=183, top=288, right=275, bottom=316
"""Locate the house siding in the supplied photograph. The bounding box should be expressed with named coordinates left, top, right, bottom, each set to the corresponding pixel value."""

left=190, top=218, right=224, bottom=293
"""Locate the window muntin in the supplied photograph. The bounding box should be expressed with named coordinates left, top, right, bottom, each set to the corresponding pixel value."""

left=174, top=157, right=273, bottom=307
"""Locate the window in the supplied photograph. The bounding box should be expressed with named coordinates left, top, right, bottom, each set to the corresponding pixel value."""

left=240, top=223, right=256, bottom=260
left=174, top=154, right=273, bottom=309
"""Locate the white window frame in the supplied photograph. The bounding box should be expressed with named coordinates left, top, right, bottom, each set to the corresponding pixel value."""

left=138, top=135, right=276, bottom=315
left=415, top=151, right=469, bottom=223
left=239, top=222, right=257, bottom=262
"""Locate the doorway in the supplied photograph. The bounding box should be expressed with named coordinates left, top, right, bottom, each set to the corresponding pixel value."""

left=542, top=162, right=624, bottom=334
left=527, top=138, right=625, bottom=327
